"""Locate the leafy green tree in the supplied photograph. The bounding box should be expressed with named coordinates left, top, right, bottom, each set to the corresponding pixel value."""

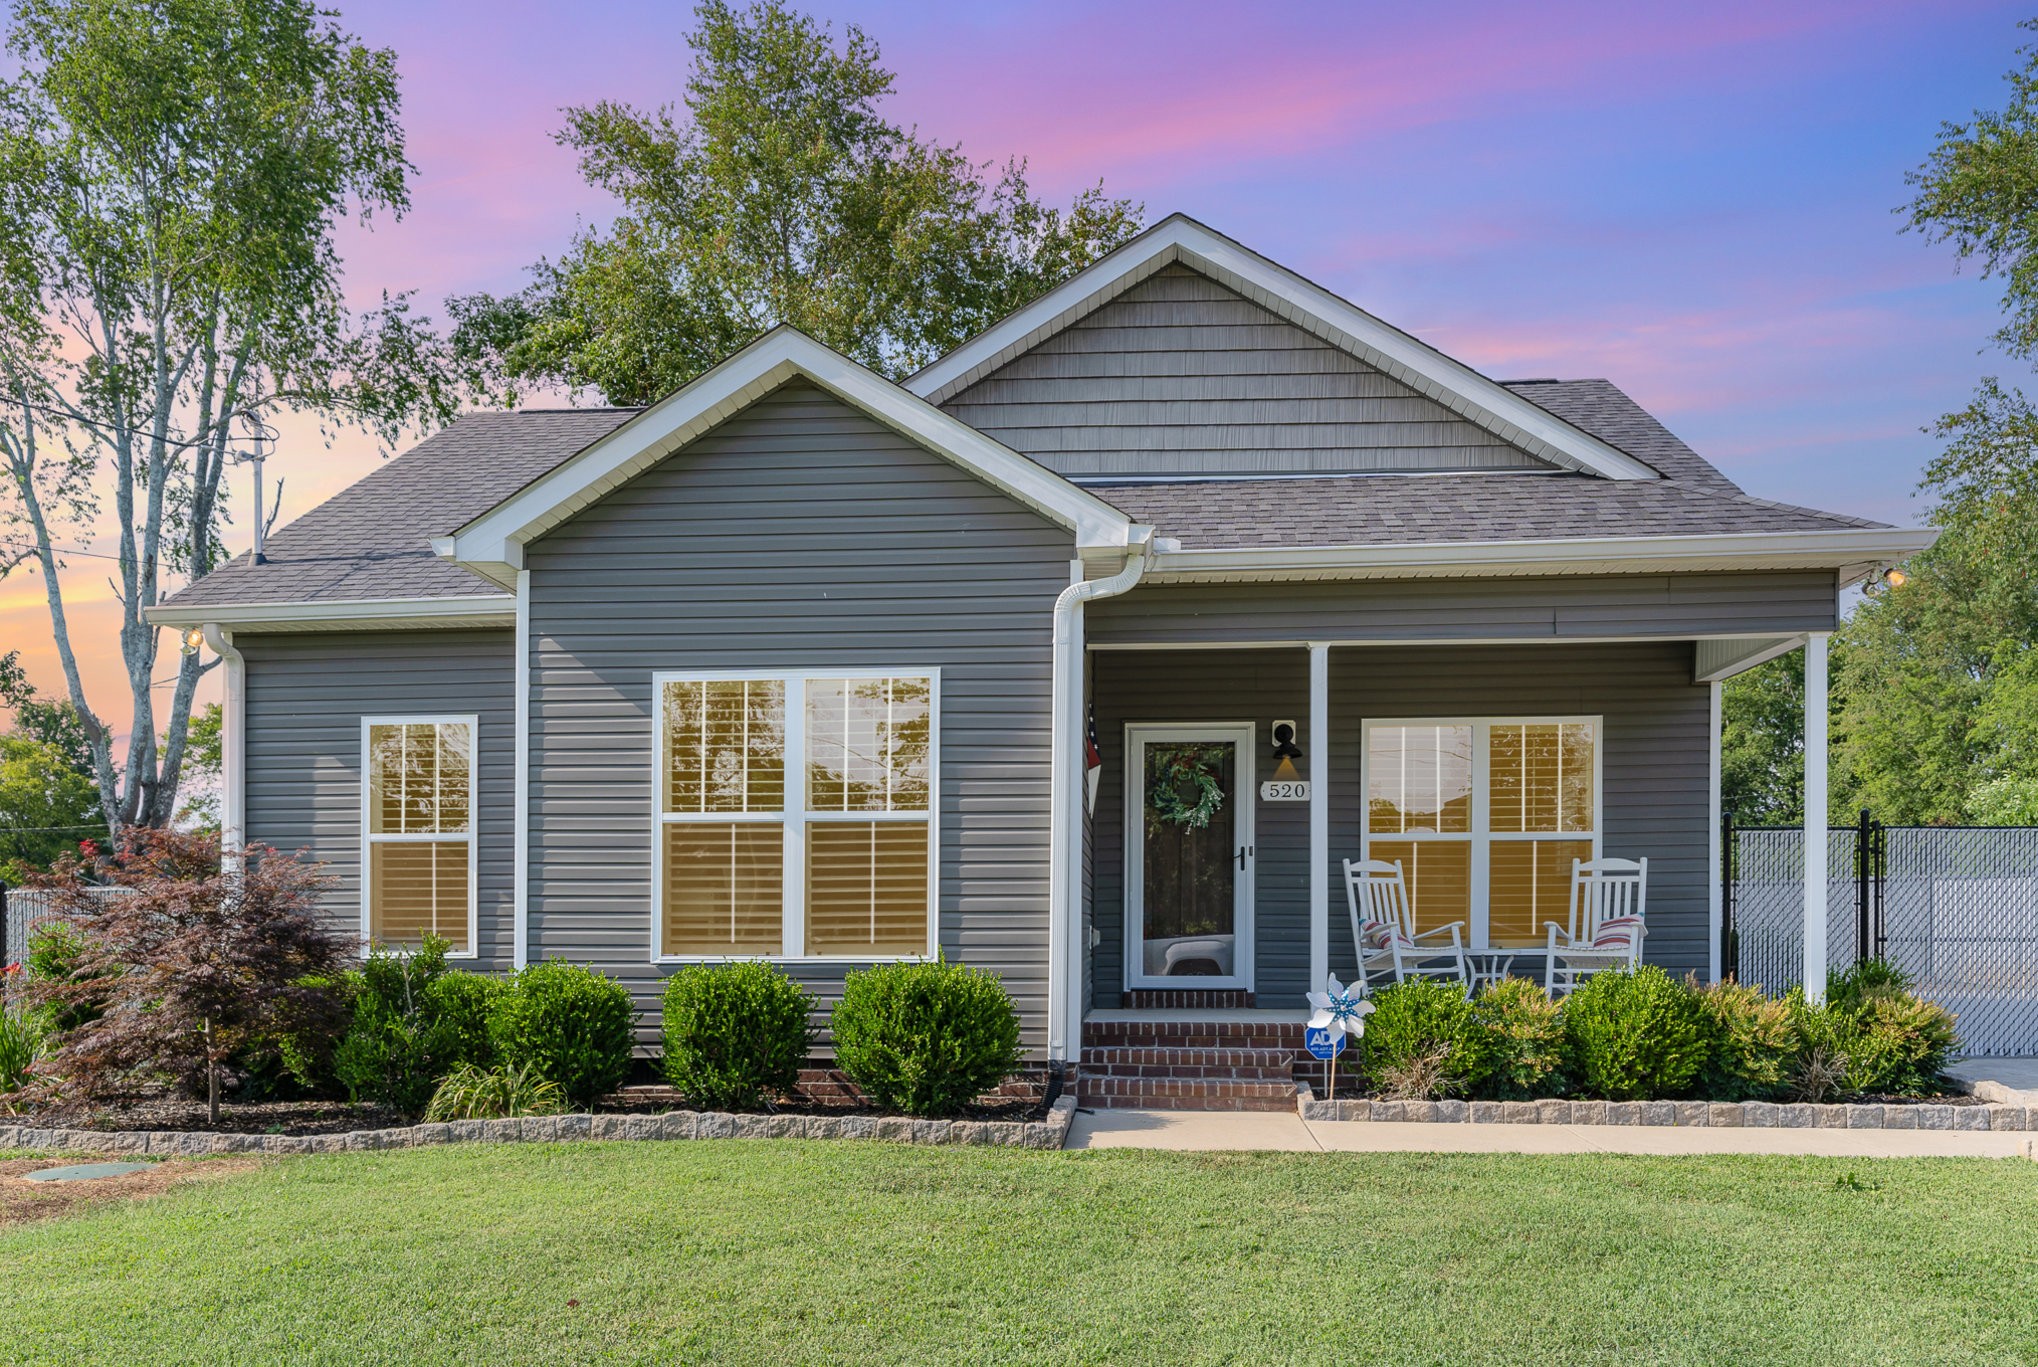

left=0, top=0, right=463, bottom=835
left=1721, top=652, right=1805, bottom=825
left=0, top=648, right=92, bottom=776
left=452, top=0, right=1143, bottom=406
left=0, top=735, right=103, bottom=881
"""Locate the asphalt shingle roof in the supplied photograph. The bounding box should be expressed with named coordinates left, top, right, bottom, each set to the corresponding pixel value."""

left=163, top=377, right=1884, bottom=611
left=162, top=408, right=639, bottom=608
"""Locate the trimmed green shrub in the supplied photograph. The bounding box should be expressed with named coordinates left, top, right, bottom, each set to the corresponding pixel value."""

left=1561, top=965, right=1711, bottom=1100
left=1467, top=977, right=1566, bottom=1100
left=489, top=962, right=637, bottom=1108
left=426, top=970, right=506, bottom=1071
left=423, top=1062, right=565, bottom=1121
left=334, top=939, right=466, bottom=1114
left=23, top=922, right=105, bottom=1033
left=1782, top=988, right=1852, bottom=1103
left=1839, top=992, right=1957, bottom=1097
left=1827, top=958, right=1916, bottom=1013
left=1362, top=979, right=1484, bottom=1099
left=1695, top=978, right=1795, bottom=1101
left=661, top=962, right=815, bottom=1110
left=830, top=959, right=1023, bottom=1117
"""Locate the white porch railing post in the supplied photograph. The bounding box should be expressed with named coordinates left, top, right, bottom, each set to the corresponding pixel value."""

left=1309, top=643, right=1329, bottom=996
left=1803, top=632, right=1830, bottom=1001
left=1708, top=678, right=1723, bottom=984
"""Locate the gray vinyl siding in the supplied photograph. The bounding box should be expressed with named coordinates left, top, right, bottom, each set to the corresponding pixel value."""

left=1088, top=571, right=1840, bottom=646
left=1086, top=642, right=1711, bottom=1008
left=524, top=379, right=1072, bottom=1048
left=239, top=629, right=516, bottom=972
left=939, top=264, right=1549, bottom=479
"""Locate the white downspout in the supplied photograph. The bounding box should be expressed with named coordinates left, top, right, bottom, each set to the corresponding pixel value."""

left=201, top=624, right=245, bottom=865
left=1048, top=529, right=1154, bottom=1065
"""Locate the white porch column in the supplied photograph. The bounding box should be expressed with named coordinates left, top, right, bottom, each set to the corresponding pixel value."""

left=1803, top=632, right=1830, bottom=1001
left=1308, top=643, right=1330, bottom=995
left=1707, top=679, right=1723, bottom=984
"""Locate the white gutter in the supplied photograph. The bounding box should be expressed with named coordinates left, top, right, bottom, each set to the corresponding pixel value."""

left=1048, top=528, right=1154, bottom=1064
left=200, top=624, right=245, bottom=863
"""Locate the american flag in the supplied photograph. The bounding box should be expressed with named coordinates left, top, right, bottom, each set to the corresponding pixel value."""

left=1084, top=704, right=1102, bottom=815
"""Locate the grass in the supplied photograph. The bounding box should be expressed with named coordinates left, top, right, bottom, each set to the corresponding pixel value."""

left=2, top=1142, right=2035, bottom=1365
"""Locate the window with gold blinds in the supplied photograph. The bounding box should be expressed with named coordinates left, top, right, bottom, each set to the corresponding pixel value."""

left=1364, top=719, right=1598, bottom=949
left=656, top=673, right=934, bottom=959
left=364, top=719, right=474, bottom=954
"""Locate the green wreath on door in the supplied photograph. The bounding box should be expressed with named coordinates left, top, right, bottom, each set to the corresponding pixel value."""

left=1145, top=745, right=1227, bottom=834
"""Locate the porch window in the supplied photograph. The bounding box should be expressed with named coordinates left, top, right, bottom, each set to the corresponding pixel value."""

left=655, top=672, right=936, bottom=960
left=1363, top=718, right=1599, bottom=948
left=363, top=717, right=476, bottom=955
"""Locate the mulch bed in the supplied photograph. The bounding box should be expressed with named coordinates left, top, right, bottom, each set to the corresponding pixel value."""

left=14, top=1084, right=1053, bottom=1136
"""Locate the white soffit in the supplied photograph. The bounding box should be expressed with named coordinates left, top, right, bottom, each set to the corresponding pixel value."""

left=142, top=594, right=514, bottom=633
left=445, top=328, right=1134, bottom=577
left=904, top=214, right=1662, bottom=483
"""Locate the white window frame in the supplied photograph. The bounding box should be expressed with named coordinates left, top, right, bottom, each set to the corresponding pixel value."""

left=359, top=713, right=480, bottom=959
left=1359, top=715, right=1602, bottom=950
left=650, top=668, right=941, bottom=964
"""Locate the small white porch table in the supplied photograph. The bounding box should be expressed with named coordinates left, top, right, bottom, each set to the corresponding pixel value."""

left=1463, top=947, right=1552, bottom=992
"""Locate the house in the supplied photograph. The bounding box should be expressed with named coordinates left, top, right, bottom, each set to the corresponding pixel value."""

left=150, top=216, right=1931, bottom=1108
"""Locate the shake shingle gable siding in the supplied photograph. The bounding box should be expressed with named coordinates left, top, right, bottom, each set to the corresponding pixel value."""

left=160, top=408, right=638, bottom=608
left=938, top=264, right=1556, bottom=479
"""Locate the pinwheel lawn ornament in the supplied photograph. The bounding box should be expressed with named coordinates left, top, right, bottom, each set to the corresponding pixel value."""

left=1305, top=975, right=1375, bottom=1102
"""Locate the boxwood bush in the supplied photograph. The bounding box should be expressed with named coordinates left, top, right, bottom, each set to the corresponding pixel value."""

left=1694, top=978, right=1795, bottom=1101
left=1561, top=965, right=1711, bottom=1100
left=489, top=962, right=637, bottom=1108
left=830, top=959, right=1022, bottom=1117
left=1362, top=979, right=1485, bottom=1099
left=1466, top=977, right=1566, bottom=1100
left=661, top=961, right=816, bottom=1110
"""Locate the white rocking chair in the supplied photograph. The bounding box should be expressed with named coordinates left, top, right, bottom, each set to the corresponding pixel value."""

left=1544, top=856, right=1648, bottom=996
left=1344, top=858, right=1469, bottom=994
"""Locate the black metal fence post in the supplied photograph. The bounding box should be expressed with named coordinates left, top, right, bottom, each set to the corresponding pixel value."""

left=1856, top=808, right=1872, bottom=967
left=1721, top=809, right=1737, bottom=981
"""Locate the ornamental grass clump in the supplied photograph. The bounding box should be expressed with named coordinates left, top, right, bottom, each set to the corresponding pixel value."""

left=1466, top=977, right=1566, bottom=1100
left=1363, top=979, right=1485, bottom=1099
left=830, top=959, right=1022, bottom=1117
left=423, top=1062, right=565, bottom=1121
left=1561, top=965, right=1711, bottom=1100
left=0, top=1000, right=43, bottom=1098
left=489, top=962, right=637, bottom=1109
left=660, top=961, right=816, bottom=1111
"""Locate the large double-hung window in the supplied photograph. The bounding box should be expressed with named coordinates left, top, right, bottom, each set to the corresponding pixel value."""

left=655, top=671, right=936, bottom=960
left=1362, top=717, right=1599, bottom=949
left=362, top=716, right=477, bottom=955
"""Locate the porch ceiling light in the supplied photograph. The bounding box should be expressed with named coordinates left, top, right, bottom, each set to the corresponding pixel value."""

left=179, top=626, right=206, bottom=657
left=1865, top=564, right=1910, bottom=597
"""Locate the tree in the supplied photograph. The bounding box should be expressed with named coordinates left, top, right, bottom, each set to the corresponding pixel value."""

left=451, top=0, right=1143, bottom=407
left=0, top=0, right=463, bottom=837
left=22, top=828, right=347, bottom=1122
left=1720, top=652, right=1805, bottom=825
left=0, top=647, right=92, bottom=776
left=0, top=735, right=103, bottom=880
left=1905, top=18, right=2038, bottom=364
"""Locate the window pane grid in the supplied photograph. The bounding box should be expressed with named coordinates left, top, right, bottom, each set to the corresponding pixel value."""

left=657, top=674, right=934, bottom=958
left=366, top=719, right=472, bottom=954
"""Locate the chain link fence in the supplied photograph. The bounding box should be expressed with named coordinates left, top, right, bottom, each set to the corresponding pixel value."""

left=1730, top=824, right=2038, bottom=1057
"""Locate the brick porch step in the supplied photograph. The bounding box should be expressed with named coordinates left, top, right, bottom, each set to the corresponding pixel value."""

left=1082, top=1045, right=1299, bottom=1080
left=1076, top=1074, right=1298, bottom=1111
left=1080, top=1019, right=1305, bottom=1050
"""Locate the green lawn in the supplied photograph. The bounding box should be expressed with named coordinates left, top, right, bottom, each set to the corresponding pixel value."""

left=2, top=1142, right=2034, bottom=1365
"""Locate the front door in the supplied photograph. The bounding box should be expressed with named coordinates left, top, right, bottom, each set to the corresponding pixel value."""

left=1125, top=725, right=1255, bottom=991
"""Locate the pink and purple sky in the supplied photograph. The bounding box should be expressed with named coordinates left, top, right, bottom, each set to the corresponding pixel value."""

left=2, top=0, right=2030, bottom=726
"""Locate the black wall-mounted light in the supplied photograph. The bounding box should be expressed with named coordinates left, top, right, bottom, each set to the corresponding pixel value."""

left=1271, top=720, right=1303, bottom=762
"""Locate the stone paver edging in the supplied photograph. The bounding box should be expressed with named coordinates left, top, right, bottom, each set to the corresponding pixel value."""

left=1297, top=1083, right=2034, bottom=1131
left=0, top=1095, right=1077, bottom=1155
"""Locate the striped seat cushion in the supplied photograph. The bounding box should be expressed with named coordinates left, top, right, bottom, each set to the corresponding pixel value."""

left=1361, top=919, right=1415, bottom=951
left=1589, top=915, right=1644, bottom=949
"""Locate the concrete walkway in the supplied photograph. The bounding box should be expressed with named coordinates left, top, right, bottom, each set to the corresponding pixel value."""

left=1951, top=1057, right=2038, bottom=1106
left=1065, top=1108, right=2037, bottom=1158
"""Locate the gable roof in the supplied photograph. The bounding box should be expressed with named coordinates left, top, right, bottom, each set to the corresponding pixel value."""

left=906, top=214, right=1661, bottom=483
left=440, top=327, right=1136, bottom=586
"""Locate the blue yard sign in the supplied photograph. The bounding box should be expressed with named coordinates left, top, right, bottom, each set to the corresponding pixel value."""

left=1304, top=1025, right=1347, bottom=1060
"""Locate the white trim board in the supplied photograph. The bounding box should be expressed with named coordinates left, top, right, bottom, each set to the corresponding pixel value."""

left=905, top=214, right=1661, bottom=483
left=444, top=328, right=1135, bottom=588
left=1123, top=723, right=1257, bottom=992
left=146, top=593, right=512, bottom=631
left=359, top=714, right=481, bottom=960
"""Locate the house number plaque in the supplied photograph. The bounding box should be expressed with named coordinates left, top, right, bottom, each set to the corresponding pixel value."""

left=1259, top=780, right=1311, bottom=802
